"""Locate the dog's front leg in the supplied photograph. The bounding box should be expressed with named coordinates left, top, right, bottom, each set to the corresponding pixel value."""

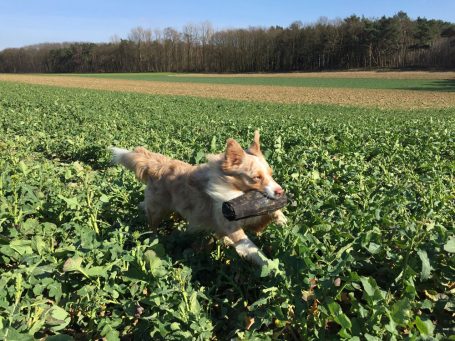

left=225, top=228, right=269, bottom=267
left=272, top=209, right=288, bottom=226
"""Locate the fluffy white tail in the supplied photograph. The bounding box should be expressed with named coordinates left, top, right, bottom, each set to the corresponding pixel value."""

left=110, top=146, right=163, bottom=183
left=111, top=147, right=130, bottom=164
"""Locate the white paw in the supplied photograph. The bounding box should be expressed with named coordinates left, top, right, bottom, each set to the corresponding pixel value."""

left=221, top=236, right=234, bottom=246
left=273, top=210, right=288, bottom=226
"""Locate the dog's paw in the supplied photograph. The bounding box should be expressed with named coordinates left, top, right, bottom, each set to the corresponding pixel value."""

left=272, top=210, right=288, bottom=226
left=221, top=235, right=235, bottom=247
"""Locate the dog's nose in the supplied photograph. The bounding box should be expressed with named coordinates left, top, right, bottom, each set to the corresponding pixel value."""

left=274, top=187, right=284, bottom=197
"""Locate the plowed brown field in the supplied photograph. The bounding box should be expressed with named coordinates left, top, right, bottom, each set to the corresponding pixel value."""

left=1, top=74, right=454, bottom=109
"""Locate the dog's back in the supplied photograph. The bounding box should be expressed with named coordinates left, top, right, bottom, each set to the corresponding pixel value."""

left=112, top=147, right=192, bottom=183
left=112, top=146, right=214, bottom=229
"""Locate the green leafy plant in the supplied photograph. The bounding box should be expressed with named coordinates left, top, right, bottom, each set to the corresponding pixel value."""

left=0, top=82, right=453, bottom=340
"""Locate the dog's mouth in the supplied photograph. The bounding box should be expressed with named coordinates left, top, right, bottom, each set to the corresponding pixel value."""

left=262, top=185, right=285, bottom=199
left=260, top=190, right=285, bottom=200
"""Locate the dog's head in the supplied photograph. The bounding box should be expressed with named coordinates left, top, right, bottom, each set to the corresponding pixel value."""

left=221, top=130, right=284, bottom=199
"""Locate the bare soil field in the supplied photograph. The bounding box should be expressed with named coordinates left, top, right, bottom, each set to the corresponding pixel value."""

left=1, top=74, right=454, bottom=109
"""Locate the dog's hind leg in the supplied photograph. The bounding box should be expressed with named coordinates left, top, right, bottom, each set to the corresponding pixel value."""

left=142, top=183, right=171, bottom=229
left=144, top=202, right=169, bottom=229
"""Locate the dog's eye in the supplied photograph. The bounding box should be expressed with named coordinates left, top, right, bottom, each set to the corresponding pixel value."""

left=252, top=175, right=263, bottom=182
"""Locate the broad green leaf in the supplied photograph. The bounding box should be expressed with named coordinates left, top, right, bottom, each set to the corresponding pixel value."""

left=33, top=235, right=46, bottom=255
left=311, top=170, right=320, bottom=181
left=21, top=218, right=39, bottom=235
left=63, top=256, right=83, bottom=273
left=210, top=135, right=217, bottom=152
left=360, top=277, right=375, bottom=297
left=58, top=195, right=79, bottom=209
left=390, top=298, right=411, bottom=325
left=0, top=328, right=35, bottom=341
left=374, top=209, right=381, bottom=221
left=18, top=161, right=28, bottom=174
left=144, top=250, right=162, bottom=274
left=338, top=314, right=352, bottom=330
left=417, top=249, right=432, bottom=280
left=48, top=306, right=68, bottom=321
left=414, top=316, right=434, bottom=336
left=194, top=150, right=205, bottom=164
left=170, top=322, right=180, bottom=331
left=48, top=282, right=63, bottom=303
left=0, top=245, right=20, bottom=259
left=364, top=334, right=380, bottom=341
left=367, top=242, right=381, bottom=255
left=444, top=237, right=455, bottom=253
left=328, top=300, right=352, bottom=330
left=336, top=242, right=353, bottom=258
left=84, top=266, right=107, bottom=278
left=80, top=228, right=100, bottom=249
left=260, top=258, right=280, bottom=277
left=189, top=292, right=201, bottom=315
left=100, top=322, right=120, bottom=341
left=10, top=240, right=33, bottom=256
left=46, top=306, right=70, bottom=332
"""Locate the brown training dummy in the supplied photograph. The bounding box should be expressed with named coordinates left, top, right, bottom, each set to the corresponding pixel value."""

left=222, top=190, right=288, bottom=221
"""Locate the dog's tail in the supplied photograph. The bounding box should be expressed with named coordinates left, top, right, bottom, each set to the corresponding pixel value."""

left=111, top=147, right=156, bottom=183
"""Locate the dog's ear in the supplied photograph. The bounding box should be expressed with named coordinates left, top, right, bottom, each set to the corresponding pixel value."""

left=248, top=130, right=262, bottom=156
left=224, top=138, right=245, bottom=168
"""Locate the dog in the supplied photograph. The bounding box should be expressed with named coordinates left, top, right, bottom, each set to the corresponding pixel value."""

left=111, top=130, right=287, bottom=266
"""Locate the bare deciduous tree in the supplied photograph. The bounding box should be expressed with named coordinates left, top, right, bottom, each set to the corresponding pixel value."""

left=1, top=14, right=454, bottom=73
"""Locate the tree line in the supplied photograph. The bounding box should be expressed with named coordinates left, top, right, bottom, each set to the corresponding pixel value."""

left=1, top=12, right=454, bottom=73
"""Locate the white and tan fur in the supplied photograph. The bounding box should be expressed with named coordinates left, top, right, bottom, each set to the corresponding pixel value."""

left=112, top=131, right=286, bottom=266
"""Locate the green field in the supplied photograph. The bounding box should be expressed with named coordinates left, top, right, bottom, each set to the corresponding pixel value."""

left=71, top=72, right=455, bottom=92
left=0, top=81, right=454, bottom=340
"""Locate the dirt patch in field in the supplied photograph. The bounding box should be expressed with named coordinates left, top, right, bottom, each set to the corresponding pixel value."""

left=1, top=74, right=454, bottom=109
left=176, top=71, right=455, bottom=80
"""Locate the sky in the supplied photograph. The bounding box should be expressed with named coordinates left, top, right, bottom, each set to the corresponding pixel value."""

left=1, top=0, right=454, bottom=50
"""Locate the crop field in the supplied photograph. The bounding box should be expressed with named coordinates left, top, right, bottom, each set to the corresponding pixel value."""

left=1, top=73, right=455, bottom=109
left=0, top=78, right=454, bottom=340
left=73, top=71, right=455, bottom=91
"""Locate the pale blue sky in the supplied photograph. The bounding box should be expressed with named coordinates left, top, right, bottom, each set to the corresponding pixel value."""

left=1, top=0, right=454, bottom=50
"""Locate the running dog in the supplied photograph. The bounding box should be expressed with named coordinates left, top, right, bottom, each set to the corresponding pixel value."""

left=112, top=131, right=286, bottom=266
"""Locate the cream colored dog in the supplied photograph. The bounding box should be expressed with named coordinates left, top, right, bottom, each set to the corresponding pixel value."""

left=112, top=131, right=286, bottom=266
